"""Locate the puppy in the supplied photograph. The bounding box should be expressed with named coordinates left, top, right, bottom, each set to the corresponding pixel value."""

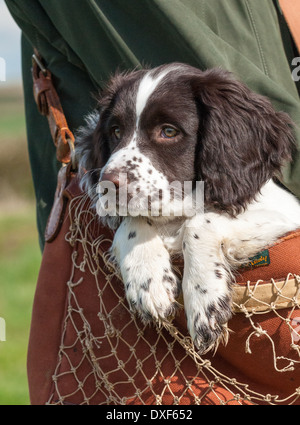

left=76, top=63, right=300, bottom=353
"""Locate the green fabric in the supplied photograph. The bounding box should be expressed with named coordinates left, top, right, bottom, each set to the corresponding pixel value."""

left=5, top=0, right=300, bottom=248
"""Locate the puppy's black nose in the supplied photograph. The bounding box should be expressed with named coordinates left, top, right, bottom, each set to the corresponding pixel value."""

left=100, top=172, right=120, bottom=188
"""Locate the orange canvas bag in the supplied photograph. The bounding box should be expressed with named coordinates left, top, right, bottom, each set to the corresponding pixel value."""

left=27, top=168, right=300, bottom=405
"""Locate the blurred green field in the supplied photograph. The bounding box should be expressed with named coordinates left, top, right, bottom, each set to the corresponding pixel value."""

left=0, top=85, right=41, bottom=405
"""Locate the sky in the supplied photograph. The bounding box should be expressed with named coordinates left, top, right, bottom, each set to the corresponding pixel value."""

left=0, top=0, right=22, bottom=84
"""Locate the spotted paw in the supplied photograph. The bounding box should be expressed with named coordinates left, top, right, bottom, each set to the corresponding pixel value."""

left=185, top=294, right=232, bottom=354
left=123, top=262, right=180, bottom=323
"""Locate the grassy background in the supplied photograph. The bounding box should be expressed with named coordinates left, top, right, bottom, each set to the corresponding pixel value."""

left=0, top=85, right=41, bottom=404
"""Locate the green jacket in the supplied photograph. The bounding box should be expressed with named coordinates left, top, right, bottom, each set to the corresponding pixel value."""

left=5, top=0, right=300, bottom=248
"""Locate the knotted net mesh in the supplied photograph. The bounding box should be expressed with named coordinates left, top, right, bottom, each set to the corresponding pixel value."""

left=47, top=195, right=300, bottom=405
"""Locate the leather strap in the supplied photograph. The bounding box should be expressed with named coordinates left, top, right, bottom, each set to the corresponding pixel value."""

left=32, top=51, right=76, bottom=165
left=279, top=0, right=300, bottom=53
left=32, top=50, right=77, bottom=241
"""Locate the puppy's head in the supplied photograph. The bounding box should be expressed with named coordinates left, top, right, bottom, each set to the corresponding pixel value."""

left=76, top=63, right=295, bottom=218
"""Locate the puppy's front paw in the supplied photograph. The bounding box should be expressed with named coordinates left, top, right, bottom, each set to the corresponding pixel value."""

left=123, top=257, right=180, bottom=323
left=185, top=294, right=232, bottom=354
left=110, top=217, right=181, bottom=324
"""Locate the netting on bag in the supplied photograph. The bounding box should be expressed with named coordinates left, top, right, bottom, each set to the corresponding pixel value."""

left=47, top=196, right=300, bottom=405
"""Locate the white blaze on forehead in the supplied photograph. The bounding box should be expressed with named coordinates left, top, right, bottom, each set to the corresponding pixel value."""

left=101, top=65, right=182, bottom=178
left=135, top=67, right=177, bottom=127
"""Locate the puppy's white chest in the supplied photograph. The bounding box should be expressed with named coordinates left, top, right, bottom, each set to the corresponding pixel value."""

left=155, top=219, right=186, bottom=254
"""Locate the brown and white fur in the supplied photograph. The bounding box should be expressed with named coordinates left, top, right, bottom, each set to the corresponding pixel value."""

left=76, top=63, right=300, bottom=353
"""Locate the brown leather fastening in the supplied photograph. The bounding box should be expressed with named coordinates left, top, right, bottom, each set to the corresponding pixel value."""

left=32, top=51, right=75, bottom=164
left=44, top=163, right=76, bottom=243
left=32, top=50, right=77, bottom=241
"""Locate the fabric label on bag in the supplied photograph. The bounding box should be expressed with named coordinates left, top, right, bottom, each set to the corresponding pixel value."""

left=244, top=249, right=270, bottom=269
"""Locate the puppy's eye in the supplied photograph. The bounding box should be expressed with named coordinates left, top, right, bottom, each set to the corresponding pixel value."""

left=161, top=127, right=179, bottom=139
left=111, top=126, right=122, bottom=140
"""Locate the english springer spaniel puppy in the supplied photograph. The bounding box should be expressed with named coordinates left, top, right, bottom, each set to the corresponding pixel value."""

left=76, top=63, right=300, bottom=354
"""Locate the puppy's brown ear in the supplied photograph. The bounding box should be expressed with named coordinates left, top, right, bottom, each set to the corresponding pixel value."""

left=192, top=68, right=296, bottom=215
